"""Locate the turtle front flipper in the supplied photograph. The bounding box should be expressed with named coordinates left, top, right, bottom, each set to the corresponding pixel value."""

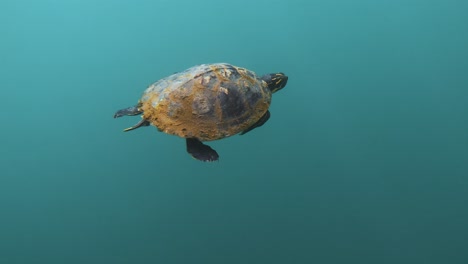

left=114, top=105, right=142, bottom=118
left=240, top=110, right=270, bottom=135
left=186, top=138, right=219, bottom=162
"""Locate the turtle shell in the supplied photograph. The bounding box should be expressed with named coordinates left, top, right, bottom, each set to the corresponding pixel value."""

left=139, top=63, right=271, bottom=141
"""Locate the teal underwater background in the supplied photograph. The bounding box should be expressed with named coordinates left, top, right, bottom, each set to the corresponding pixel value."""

left=1, top=0, right=468, bottom=263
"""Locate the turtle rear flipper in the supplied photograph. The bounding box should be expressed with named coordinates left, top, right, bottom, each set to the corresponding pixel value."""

left=240, top=110, right=270, bottom=135
left=186, top=138, right=219, bottom=162
left=114, top=105, right=150, bottom=132
left=123, top=119, right=150, bottom=132
left=114, top=105, right=142, bottom=118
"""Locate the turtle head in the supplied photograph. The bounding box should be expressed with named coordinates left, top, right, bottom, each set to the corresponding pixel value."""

left=261, top=73, right=288, bottom=93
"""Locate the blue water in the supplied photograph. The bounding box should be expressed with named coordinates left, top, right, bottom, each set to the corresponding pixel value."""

left=1, top=0, right=468, bottom=263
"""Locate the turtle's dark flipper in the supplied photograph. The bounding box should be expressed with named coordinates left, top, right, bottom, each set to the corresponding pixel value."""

left=123, top=119, right=150, bottom=132
left=186, top=138, right=219, bottom=162
left=114, top=106, right=142, bottom=118
left=240, top=110, right=270, bottom=135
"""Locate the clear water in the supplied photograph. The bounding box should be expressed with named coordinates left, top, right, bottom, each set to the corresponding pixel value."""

left=1, top=0, right=467, bottom=263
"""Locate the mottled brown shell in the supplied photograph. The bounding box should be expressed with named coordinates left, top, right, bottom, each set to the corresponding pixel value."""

left=139, top=63, right=271, bottom=141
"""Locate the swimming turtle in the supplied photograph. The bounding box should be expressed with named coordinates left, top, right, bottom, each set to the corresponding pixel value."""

left=114, top=63, right=288, bottom=162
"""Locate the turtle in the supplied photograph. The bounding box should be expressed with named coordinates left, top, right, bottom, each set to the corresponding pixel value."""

left=114, top=63, right=288, bottom=162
